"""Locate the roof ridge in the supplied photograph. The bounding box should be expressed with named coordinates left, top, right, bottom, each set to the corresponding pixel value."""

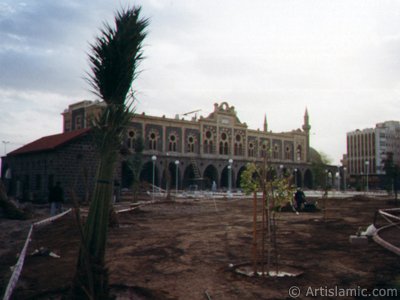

left=8, top=128, right=91, bottom=156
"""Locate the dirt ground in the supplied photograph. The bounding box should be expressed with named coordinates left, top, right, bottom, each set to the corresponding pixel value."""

left=1, top=194, right=400, bottom=299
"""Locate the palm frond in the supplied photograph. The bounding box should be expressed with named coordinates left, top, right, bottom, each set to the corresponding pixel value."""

left=87, top=7, right=148, bottom=106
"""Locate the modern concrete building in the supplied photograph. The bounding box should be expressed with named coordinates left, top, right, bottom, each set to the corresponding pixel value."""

left=346, top=121, right=400, bottom=188
left=2, top=100, right=316, bottom=202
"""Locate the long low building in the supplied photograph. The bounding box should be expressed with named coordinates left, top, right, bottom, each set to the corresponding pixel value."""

left=2, top=101, right=316, bottom=202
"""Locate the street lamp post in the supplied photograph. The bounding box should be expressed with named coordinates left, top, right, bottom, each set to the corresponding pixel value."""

left=152, top=155, right=157, bottom=201
left=336, top=172, right=340, bottom=192
left=325, top=169, right=329, bottom=190
left=343, top=167, right=347, bottom=192
left=228, top=159, right=233, bottom=197
left=337, top=166, right=340, bottom=191
left=294, top=168, right=298, bottom=187
left=365, top=160, right=369, bottom=193
left=279, top=164, right=284, bottom=178
left=175, top=160, right=179, bottom=196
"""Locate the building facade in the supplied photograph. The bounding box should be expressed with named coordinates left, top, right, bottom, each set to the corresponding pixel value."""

left=346, top=121, right=400, bottom=188
left=2, top=101, right=315, bottom=202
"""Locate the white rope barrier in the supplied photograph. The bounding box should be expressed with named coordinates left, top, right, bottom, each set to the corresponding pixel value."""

left=2, top=203, right=146, bottom=300
left=115, top=207, right=139, bottom=214
left=2, top=209, right=72, bottom=300
left=373, top=208, right=400, bottom=256
left=33, top=208, right=72, bottom=226
left=3, top=225, right=33, bottom=300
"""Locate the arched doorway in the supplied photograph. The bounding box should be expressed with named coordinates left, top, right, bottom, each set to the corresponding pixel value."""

left=304, top=169, right=313, bottom=189
left=293, top=169, right=302, bottom=188
left=160, top=162, right=180, bottom=194
left=183, top=164, right=196, bottom=189
left=121, top=161, right=134, bottom=189
left=220, top=166, right=235, bottom=190
left=140, top=161, right=159, bottom=188
left=170, top=162, right=180, bottom=191
left=203, top=164, right=218, bottom=189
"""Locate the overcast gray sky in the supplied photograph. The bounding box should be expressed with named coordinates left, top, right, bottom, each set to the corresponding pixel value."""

left=1, top=0, right=400, bottom=164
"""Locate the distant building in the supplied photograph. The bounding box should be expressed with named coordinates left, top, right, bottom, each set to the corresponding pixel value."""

left=346, top=121, right=400, bottom=188
left=62, top=100, right=106, bottom=132
left=2, top=100, right=317, bottom=202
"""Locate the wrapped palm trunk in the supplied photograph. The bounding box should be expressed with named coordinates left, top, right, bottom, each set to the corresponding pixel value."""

left=70, top=6, right=148, bottom=299
left=73, top=110, right=123, bottom=299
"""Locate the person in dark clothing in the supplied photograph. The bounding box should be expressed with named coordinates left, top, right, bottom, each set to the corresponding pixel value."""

left=49, top=181, right=64, bottom=216
left=294, top=188, right=306, bottom=211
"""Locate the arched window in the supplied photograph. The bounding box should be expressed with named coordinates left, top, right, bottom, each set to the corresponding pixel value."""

left=187, top=135, right=195, bottom=153
left=219, top=141, right=224, bottom=155
left=168, top=134, right=177, bottom=152
left=296, top=145, right=302, bottom=161
left=149, top=132, right=157, bottom=150
left=273, top=144, right=279, bottom=159
left=75, top=115, right=82, bottom=129
left=285, top=146, right=291, bottom=160
left=204, top=130, right=214, bottom=154
left=260, top=143, right=268, bottom=158
left=234, top=134, right=243, bottom=156
left=248, top=142, right=255, bottom=157
left=127, top=130, right=136, bottom=149
left=219, top=132, right=229, bottom=155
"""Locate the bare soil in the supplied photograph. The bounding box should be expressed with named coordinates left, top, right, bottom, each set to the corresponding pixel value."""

left=1, top=195, right=400, bottom=299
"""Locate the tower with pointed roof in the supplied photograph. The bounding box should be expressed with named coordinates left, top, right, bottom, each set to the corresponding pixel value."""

left=302, top=108, right=311, bottom=162
left=263, top=114, right=268, bottom=132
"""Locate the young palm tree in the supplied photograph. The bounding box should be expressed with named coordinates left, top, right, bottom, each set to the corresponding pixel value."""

left=72, top=7, right=148, bottom=299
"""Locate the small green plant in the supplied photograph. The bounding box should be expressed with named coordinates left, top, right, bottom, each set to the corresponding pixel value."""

left=241, top=161, right=295, bottom=276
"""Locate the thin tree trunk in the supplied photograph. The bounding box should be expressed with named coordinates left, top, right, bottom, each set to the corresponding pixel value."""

left=261, top=189, right=265, bottom=276
left=252, top=191, right=258, bottom=275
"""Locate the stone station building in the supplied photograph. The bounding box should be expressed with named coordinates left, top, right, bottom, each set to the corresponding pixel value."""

left=2, top=101, right=315, bottom=202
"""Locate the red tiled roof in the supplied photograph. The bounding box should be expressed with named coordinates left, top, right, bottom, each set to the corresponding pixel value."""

left=9, top=128, right=91, bottom=156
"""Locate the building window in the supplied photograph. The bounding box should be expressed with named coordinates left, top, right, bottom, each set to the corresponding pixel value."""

left=273, top=144, right=279, bottom=159
left=204, top=140, right=213, bottom=154
left=204, top=130, right=214, bottom=154
left=219, top=132, right=229, bottom=155
left=260, top=143, right=268, bottom=158
left=187, top=135, right=195, bottom=153
left=285, top=146, right=291, bottom=160
left=127, top=130, right=136, bottom=149
left=296, top=145, right=302, bottom=161
left=248, top=142, right=255, bottom=157
left=149, top=132, right=157, bottom=150
left=168, top=134, right=177, bottom=152
left=75, top=116, right=82, bottom=130
left=64, top=120, right=71, bottom=132
left=234, top=134, right=243, bottom=156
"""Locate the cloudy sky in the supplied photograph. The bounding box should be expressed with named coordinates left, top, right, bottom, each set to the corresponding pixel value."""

left=1, top=0, right=400, bottom=164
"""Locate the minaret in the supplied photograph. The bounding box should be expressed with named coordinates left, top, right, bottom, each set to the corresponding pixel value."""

left=263, top=114, right=268, bottom=132
left=302, top=108, right=311, bottom=133
left=302, top=108, right=311, bottom=162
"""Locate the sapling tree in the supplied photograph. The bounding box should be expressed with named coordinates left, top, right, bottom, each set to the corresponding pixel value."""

left=267, top=176, right=296, bottom=274
left=241, top=161, right=295, bottom=276
left=240, top=163, right=260, bottom=275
